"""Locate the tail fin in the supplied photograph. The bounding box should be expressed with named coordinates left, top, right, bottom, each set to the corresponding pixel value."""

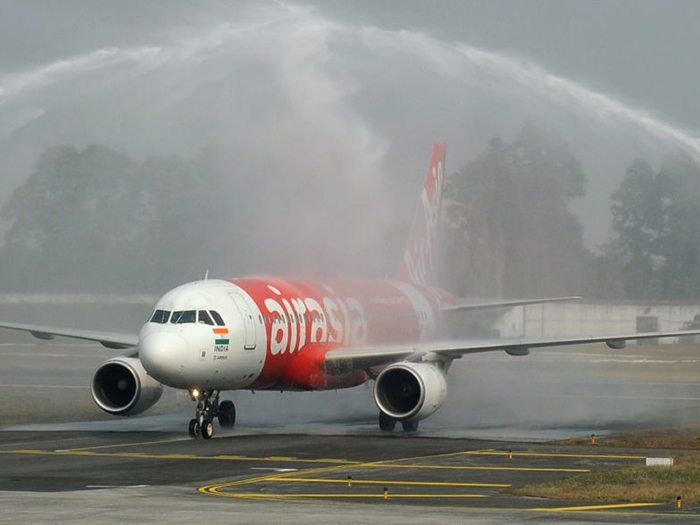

left=396, top=142, right=446, bottom=286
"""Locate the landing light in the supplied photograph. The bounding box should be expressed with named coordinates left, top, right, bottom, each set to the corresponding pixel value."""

left=189, top=388, right=200, bottom=400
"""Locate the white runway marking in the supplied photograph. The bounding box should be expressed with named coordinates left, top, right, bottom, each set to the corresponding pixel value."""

left=85, top=485, right=150, bottom=489
left=0, top=343, right=95, bottom=347
left=250, top=467, right=298, bottom=472
left=560, top=393, right=700, bottom=401
left=0, top=384, right=88, bottom=389
left=0, top=353, right=99, bottom=358
left=595, top=381, right=700, bottom=387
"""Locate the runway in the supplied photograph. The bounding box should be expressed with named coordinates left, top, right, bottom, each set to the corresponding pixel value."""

left=1, top=430, right=698, bottom=524
left=2, top=325, right=700, bottom=523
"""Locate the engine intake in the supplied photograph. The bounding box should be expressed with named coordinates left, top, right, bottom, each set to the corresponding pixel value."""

left=92, top=357, right=163, bottom=416
left=373, top=362, right=447, bottom=421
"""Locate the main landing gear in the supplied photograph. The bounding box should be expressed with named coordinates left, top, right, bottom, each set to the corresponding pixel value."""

left=187, top=389, right=236, bottom=439
left=378, top=412, right=419, bottom=433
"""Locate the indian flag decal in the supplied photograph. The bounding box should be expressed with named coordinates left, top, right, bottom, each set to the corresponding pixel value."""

left=213, top=328, right=229, bottom=345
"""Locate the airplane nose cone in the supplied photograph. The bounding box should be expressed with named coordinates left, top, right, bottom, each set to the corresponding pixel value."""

left=140, top=332, right=189, bottom=383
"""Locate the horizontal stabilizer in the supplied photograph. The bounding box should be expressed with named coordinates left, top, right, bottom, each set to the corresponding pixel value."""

left=443, top=296, right=582, bottom=313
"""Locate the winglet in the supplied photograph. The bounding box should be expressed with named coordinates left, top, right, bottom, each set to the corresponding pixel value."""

left=395, top=143, right=446, bottom=286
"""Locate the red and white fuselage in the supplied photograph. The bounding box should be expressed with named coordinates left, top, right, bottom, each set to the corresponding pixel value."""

left=140, top=144, right=449, bottom=396
left=139, top=277, right=452, bottom=392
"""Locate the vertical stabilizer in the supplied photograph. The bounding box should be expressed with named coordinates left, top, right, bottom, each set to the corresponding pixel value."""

left=395, top=143, right=446, bottom=286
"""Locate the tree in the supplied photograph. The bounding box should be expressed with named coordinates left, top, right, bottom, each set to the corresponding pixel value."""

left=607, top=152, right=700, bottom=299
left=0, top=145, right=151, bottom=291
left=0, top=140, right=390, bottom=292
left=440, top=123, right=595, bottom=298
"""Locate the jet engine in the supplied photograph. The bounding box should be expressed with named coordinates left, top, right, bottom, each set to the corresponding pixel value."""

left=91, top=357, right=163, bottom=416
left=373, top=362, right=447, bottom=421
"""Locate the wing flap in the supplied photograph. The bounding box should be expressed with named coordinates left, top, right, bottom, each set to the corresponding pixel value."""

left=325, top=346, right=417, bottom=374
left=0, top=321, right=138, bottom=349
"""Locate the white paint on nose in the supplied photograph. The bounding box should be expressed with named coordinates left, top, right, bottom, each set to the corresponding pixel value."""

left=139, top=331, right=189, bottom=385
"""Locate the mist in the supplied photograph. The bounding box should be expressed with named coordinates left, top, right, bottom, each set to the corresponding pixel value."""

left=2, top=1, right=700, bottom=433
left=2, top=1, right=700, bottom=264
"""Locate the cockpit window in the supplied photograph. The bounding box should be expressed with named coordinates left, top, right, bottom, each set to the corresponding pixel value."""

left=210, top=310, right=225, bottom=326
left=150, top=309, right=171, bottom=324
left=171, top=310, right=196, bottom=324
left=198, top=310, right=214, bottom=325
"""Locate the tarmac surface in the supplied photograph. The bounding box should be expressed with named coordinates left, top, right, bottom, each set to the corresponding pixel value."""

left=3, top=319, right=700, bottom=523
left=2, top=430, right=700, bottom=524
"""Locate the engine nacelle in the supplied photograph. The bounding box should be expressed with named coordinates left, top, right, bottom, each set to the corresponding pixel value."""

left=373, top=362, right=447, bottom=421
left=91, top=357, right=163, bottom=416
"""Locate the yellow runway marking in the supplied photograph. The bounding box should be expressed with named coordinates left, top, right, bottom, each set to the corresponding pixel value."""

left=66, top=437, right=190, bottom=452
left=202, top=492, right=489, bottom=500
left=2, top=449, right=358, bottom=465
left=267, top=477, right=510, bottom=488
left=4, top=449, right=589, bottom=473
left=5, top=443, right=696, bottom=515
left=199, top=446, right=589, bottom=499
left=160, top=454, right=200, bottom=459
left=464, top=451, right=646, bottom=460
left=199, top=450, right=483, bottom=495
left=370, top=463, right=590, bottom=473
left=532, top=502, right=664, bottom=512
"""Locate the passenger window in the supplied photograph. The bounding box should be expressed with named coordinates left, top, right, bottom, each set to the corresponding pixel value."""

left=150, top=310, right=171, bottom=324
left=198, top=311, right=214, bottom=325
left=210, top=310, right=225, bottom=326
left=171, top=310, right=196, bottom=324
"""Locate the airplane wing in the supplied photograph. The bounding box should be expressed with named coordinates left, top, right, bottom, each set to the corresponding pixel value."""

left=443, top=296, right=582, bottom=313
left=0, top=321, right=138, bottom=349
left=324, top=329, right=700, bottom=374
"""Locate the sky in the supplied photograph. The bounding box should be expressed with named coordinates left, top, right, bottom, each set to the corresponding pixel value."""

left=0, top=0, right=699, bottom=250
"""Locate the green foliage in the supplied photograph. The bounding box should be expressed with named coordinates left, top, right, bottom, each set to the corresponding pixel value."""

left=441, top=123, right=599, bottom=298
left=4, top=130, right=695, bottom=301
left=0, top=145, right=148, bottom=290
left=607, top=152, right=700, bottom=299
left=0, top=141, right=386, bottom=292
left=0, top=145, right=242, bottom=292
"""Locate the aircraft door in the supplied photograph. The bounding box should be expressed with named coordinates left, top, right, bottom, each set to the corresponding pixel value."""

left=230, top=293, right=257, bottom=350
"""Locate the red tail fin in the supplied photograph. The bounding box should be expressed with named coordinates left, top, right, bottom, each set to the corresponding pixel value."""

left=395, top=143, right=446, bottom=286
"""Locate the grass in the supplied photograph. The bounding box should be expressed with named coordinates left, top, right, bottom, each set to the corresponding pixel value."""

left=554, top=425, right=700, bottom=450
left=510, top=454, right=700, bottom=504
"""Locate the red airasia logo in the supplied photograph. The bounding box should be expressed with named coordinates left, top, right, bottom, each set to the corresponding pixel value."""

left=263, top=285, right=367, bottom=355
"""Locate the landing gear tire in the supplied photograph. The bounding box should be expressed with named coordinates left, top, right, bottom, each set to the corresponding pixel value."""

left=188, top=418, right=201, bottom=438
left=402, top=419, right=419, bottom=432
left=379, top=412, right=397, bottom=432
left=189, top=389, right=223, bottom=439
left=218, top=400, right=236, bottom=429
left=201, top=419, right=214, bottom=440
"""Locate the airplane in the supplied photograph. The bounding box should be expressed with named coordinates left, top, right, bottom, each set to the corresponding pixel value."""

left=2, top=143, right=700, bottom=439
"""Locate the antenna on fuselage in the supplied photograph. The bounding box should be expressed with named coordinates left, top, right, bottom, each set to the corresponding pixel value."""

left=204, top=269, right=210, bottom=281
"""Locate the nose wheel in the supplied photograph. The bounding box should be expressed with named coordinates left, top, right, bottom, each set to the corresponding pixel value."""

left=188, top=390, right=237, bottom=439
left=188, top=418, right=201, bottom=438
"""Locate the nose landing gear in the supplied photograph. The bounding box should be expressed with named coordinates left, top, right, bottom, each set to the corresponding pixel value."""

left=187, top=390, right=237, bottom=439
